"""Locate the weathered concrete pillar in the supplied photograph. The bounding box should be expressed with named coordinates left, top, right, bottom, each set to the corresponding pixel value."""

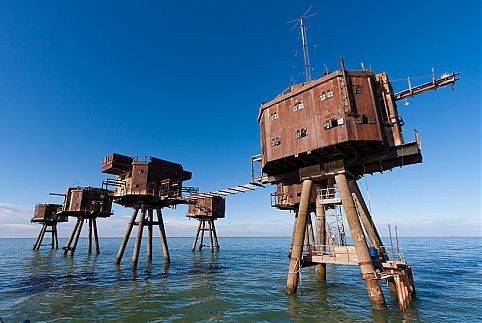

left=315, top=189, right=327, bottom=281
left=156, top=209, right=170, bottom=263
left=115, top=208, right=139, bottom=264
left=192, top=220, right=202, bottom=251
left=348, top=179, right=383, bottom=249
left=289, top=210, right=299, bottom=257
left=286, top=179, right=312, bottom=294
left=335, top=173, right=386, bottom=310
left=132, top=208, right=147, bottom=269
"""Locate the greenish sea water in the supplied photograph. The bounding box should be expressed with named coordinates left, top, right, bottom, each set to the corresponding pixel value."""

left=0, top=237, right=480, bottom=321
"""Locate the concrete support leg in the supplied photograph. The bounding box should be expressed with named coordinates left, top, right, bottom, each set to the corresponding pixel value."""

left=335, top=173, right=386, bottom=310
left=289, top=210, right=298, bottom=257
left=198, top=221, right=205, bottom=251
left=54, top=224, right=59, bottom=249
left=88, top=219, right=93, bottom=255
left=315, top=191, right=327, bottom=281
left=64, top=218, right=81, bottom=255
left=348, top=179, right=384, bottom=250
left=93, top=219, right=100, bottom=254
left=192, top=220, right=202, bottom=252
left=286, top=179, right=312, bottom=294
left=70, top=218, right=84, bottom=256
left=115, top=208, right=139, bottom=264
left=211, top=221, right=220, bottom=251
left=157, top=209, right=170, bottom=263
left=147, top=209, right=153, bottom=262
left=208, top=221, right=214, bottom=252
left=132, top=208, right=146, bottom=270
left=34, top=224, right=47, bottom=250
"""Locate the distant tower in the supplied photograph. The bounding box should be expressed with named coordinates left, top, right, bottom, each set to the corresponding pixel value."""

left=58, top=187, right=113, bottom=256
left=102, top=153, right=197, bottom=270
left=187, top=196, right=225, bottom=252
left=31, top=203, right=67, bottom=250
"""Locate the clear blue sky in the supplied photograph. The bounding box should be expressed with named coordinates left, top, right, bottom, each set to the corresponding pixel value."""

left=0, top=0, right=480, bottom=238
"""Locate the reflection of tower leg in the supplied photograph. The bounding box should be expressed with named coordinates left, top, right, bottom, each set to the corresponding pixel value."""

left=115, top=208, right=139, bottom=264
left=88, top=219, right=93, bottom=255
left=147, top=209, right=153, bottom=262
left=315, top=192, right=327, bottom=281
left=208, top=221, right=214, bottom=252
left=93, top=219, right=100, bottom=254
left=132, top=208, right=146, bottom=270
left=70, top=217, right=84, bottom=256
left=289, top=210, right=299, bottom=257
left=156, top=209, right=170, bottom=263
left=335, top=173, right=386, bottom=310
left=286, top=179, right=312, bottom=294
left=64, top=218, right=81, bottom=255
left=348, top=180, right=383, bottom=249
left=33, top=224, right=47, bottom=250
left=192, top=220, right=202, bottom=252
left=211, top=221, right=220, bottom=251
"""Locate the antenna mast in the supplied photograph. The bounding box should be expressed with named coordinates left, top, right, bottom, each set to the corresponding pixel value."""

left=288, top=7, right=316, bottom=82
left=300, top=16, right=311, bottom=82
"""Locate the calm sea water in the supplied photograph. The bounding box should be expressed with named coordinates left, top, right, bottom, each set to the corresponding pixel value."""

left=0, top=237, right=480, bottom=322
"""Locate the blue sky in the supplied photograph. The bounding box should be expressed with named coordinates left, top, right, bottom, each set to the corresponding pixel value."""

left=0, top=0, right=480, bottom=238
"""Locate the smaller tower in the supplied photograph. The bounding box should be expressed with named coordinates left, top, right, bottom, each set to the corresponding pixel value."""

left=31, top=203, right=66, bottom=250
left=187, top=196, right=225, bottom=252
left=58, top=187, right=113, bottom=256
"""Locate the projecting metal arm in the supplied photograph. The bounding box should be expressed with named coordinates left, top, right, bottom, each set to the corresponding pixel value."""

left=394, top=71, right=460, bottom=101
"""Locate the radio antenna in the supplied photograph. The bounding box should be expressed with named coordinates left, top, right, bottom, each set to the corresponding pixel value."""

left=288, top=6, right=317, bottom=82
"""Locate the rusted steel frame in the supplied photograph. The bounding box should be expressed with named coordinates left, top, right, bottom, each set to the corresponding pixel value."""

left=132, top=208, right=147, bottom=269
left=286, top=179, right=312, bottom=294
left=211, top=221, right=220, bottom=251
left=92, top=219, right=100, bottom=254
left=335, top=173, right=386, bottom=310
left=64, top=218, right=80, bottom=255
left=147, top=209, right=153, bottom=262
left=192, top=220, right=202, bottom=251
left=315, top=188, right=327, bottom=281
left=70, top=217, right=84, bottom=256
left=348, top=179, right=384, bottom=251
left=115, top=208, right=139, bottom=264
left=156, top=209, right=170, bottom=262
left=198, top=220, right=205, bottom=251
left=208, top=221, right=214, bottom=252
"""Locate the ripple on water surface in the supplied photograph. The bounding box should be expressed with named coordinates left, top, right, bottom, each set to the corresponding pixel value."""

left=0, top=237, right=481, bottom=321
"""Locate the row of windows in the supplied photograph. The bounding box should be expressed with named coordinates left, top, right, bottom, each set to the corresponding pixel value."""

left=320, top=89, right=334, bottom=101
left=270, top=137, right=281, bottom=147
left=269, top=111, right=279, bottom=121
left=323, top=117, right=345, bottom=129
left=294, top=128, right=307, bottom=139
left=292, top=101, right=304, bottom=112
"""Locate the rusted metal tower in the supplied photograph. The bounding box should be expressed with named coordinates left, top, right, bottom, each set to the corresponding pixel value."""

left=102, top=153, right=197, bottom=270
left=187, top=196, right=225, bottom=252
left=31, top=203, right=67, bottom=250
left=253, top=55, right=459, bottom=310
left=55, top=187, right=113, bottom=256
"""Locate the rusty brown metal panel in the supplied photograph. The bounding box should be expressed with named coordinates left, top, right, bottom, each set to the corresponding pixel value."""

left=187, top=196, right=225, bottom=219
